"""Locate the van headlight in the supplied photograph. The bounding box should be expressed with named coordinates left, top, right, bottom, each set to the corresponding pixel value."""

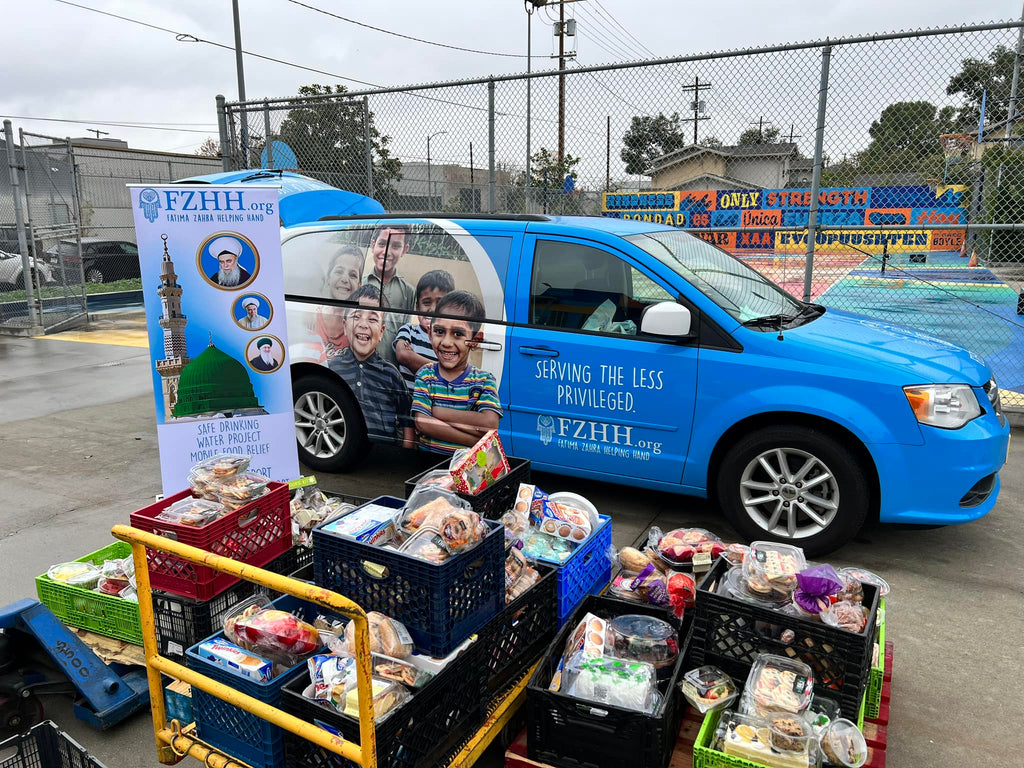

left=904, top=384, right=981, bottom=429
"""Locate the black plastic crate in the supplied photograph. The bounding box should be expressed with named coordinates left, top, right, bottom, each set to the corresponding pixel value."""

left=478, top=563, right=559, bottom=694
left=403, top=456, right=531, bottom=519
left=313, top=497, right=504, bottom=657
left=153, top=546, right=299, bottom=661
left=526, top=595, right=688, bottom=768
left=280, top=637, right=486, bottom=768
left=0, top=721, right=108, bottom=768
left=690, top=557, right=879, bottom=721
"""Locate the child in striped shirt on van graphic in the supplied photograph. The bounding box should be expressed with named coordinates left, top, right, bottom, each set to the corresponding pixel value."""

left=411, top=290, right=503, bottom=454
left=393, top=269, right=455, bottom=390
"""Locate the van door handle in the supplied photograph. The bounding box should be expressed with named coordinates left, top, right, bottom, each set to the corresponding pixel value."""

left=475, top=341, right=503, bottom=351
left=518, top=346, right=559, bottom=358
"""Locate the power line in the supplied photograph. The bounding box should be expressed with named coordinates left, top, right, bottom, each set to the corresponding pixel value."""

left=51, top=0, right=383, bottom=89
left=573, top=61, right=644, bottom=112
left=575, top=6, right=645, bottom=61
left=0, top=114, right=218, bottom=134
left=590, top=0, right=659, bottom=58
left=286, top=0, right=528, bottom=58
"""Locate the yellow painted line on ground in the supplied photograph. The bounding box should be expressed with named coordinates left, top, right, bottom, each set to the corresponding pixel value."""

left=36, top=328, right=150, bottom=348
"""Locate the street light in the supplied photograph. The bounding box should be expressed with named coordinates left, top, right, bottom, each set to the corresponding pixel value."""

left=426, top=130, right=448, bottom=210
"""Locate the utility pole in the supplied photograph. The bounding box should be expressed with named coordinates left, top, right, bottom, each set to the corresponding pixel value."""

left=231, top=0, right=249, bottom=166
left=788, top=124, right=803, bottom=144
left=469, top=141, right=475, bottom=211
left=680, top=77, right=711, bottom=144
left=86, top=129, right=109, bottom=140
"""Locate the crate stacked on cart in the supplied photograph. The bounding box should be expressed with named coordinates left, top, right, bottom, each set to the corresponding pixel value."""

left=531, top=513, right=613, bottom=625
left=404, top=455, right=531, bottom=520
left=691, top=558, right=880, bottom=721
left=526, top=594, right=691, bottom=768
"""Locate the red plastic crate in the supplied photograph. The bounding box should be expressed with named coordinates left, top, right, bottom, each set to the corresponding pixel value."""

left=129, top=482, right=290, bottom=600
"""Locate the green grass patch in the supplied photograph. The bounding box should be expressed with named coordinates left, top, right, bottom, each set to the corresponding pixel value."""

left=0, top=278, right=142, bottom=303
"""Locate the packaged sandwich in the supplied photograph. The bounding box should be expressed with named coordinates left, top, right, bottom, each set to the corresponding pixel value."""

left=340, top=612, right=413, bottom=659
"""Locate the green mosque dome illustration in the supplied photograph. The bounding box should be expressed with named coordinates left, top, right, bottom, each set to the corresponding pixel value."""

left=172, top=339, right=263, bottom=418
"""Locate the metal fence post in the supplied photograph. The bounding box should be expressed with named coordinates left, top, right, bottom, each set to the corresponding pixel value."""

left=4, top=120, right=38, bottom=326
left=18, top=130, right=44, bottom=304
left=488, top=79, right=496, bottom=214
left=363, top=96, right=374, bottom=199
left=216, top=95, right=231, bottom=172
left=67, top=138, right=88, bottom=315
left=263, top=100, right=274, bottom=169
left=802, top=42, right=831, bottom=303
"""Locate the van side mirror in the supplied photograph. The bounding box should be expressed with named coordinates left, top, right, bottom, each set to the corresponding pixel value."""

left=641, top=302, right=692, bottom=337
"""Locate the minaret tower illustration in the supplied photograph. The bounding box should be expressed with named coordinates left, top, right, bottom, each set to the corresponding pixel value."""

left=154, top=234, right=190, bottom=418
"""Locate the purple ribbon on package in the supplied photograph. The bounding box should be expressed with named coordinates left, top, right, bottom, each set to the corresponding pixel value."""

left=794, top=564, right=843, bottom=614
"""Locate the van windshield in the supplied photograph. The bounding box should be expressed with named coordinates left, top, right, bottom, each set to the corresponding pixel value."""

left=625, top=229, right=804, bottom=323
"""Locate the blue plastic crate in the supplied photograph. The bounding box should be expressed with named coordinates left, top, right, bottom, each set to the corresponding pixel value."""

left=313, top=496, right=504, bottom=657
left=531, top=514, right=613, bottom=621
left=185, top=594, right=337, bottom=768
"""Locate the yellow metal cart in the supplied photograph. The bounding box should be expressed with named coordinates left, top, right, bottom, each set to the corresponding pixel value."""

left=112, top=524, right=533, bottom=768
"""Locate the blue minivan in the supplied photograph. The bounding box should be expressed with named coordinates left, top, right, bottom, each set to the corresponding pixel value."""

left=278, top=213, right=1010, bottom=555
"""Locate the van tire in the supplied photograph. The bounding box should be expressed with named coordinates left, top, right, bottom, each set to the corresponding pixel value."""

left=293, top=373, right=368, bottom=473
left=716, top=425, right=869, bottom=556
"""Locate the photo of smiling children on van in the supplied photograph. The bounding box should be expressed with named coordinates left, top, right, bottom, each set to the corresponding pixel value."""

left=411, top=290, right=502, bottom=454
left=394, top=269, right=455, bottom=391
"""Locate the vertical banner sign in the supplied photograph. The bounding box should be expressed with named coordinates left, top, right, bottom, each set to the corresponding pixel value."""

left=130, top=184, right=299, bottom=495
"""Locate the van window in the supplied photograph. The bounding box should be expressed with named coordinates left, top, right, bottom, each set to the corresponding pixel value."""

left=529, top=239, right=674, bottom=335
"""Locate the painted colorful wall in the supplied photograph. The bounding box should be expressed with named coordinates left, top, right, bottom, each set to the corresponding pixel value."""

left=601, top=185, right=968, bottom=254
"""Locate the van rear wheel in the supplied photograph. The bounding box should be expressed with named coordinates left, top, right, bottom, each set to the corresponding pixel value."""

left=716, top=426, right=868, bottom=556
left=293, top=374, right=368, bottom=472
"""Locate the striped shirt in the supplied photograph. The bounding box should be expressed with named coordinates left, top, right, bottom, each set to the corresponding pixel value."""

left=327, top=349, right=411, bottom=442
left=393, top=323, right=437, bottom=390
left=411, top=364, right=502, bottom=454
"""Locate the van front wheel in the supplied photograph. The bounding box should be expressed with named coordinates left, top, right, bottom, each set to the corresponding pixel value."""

left=716, top=426, right=868, bottom=556
left=293, top=374, right=368, bottom=472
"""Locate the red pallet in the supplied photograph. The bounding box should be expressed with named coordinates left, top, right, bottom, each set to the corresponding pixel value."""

left=129, top=482, right=291, bottom=600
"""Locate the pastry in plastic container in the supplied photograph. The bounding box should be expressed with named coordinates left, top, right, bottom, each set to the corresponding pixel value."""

left=156, top=497, right=225, bottom=527
left=606, top=614, right=678, bottom=670
left=819, top=718, right=867, bottom=767
left=373, top=654, right=434, bottom=689
left=680, top=666, right=738, bottom=713
left=448, top=430, right=510, bottom=495
left=332, top=676, right=411, bottom=721
left=212, top=472, right=271, bottom=504
left=837, top=567, right=889, bottom=598
left=743, top=654, right=814, bottom=716
left=563, top=653, right=657, bottom=713
left=768, top=713, right=815, bottom=753
left=199, top=453, right=251, bottom=477
left=340, top=612, right=414, bottom=659
left=718, top=709, right=820, bottom=768
left=806, top=693, right=841, bottom=732
left=724, top=565, right=792, bottom=606
left=743, top=542, right=807, bottom=597
left=188, top=467, right=219, bottom=500
left=48, top=562, right=102, bottom=589
left=656, top=527, right=725, bottom=568
left=820, top=600, right=868, bottom=634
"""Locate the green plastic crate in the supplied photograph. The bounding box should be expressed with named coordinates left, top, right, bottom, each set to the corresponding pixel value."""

left=693, top=695, right=868, bottom=768
left=35, top=540, right=143, bottom=645
left=865, top=598, right=886, bottom=719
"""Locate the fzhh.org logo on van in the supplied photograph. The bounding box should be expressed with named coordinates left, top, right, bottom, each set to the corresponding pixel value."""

left=537, top=414, right=555, bottom=445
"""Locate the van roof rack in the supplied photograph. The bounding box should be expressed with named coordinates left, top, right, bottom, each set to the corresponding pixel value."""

left=317, top=212, right=551, bottom=222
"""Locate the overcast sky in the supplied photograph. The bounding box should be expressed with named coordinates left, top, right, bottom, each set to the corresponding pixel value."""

left=3, top=0, right=1022, bottom=179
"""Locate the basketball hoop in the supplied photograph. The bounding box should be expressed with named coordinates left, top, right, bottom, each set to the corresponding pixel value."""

left=939, top=133, right=974, bottom=162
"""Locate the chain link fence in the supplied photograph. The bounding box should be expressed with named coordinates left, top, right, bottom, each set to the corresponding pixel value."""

left=221, top=19, right=1024, bottom=409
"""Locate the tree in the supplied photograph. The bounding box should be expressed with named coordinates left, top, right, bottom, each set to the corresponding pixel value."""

left=947, top=45, right=1019, bottom=128
left=276, top=83, right=402, bottom=200
left=859, top=101, right=956, bottom=179
left=620, top=113, right=687, bottom=175
left=528, top=148, right=584, bottom=214
left=737, top=124, right=781, bottom=146
left=195, top=137, right=221, bottom=158
left=699, top=135, right=724, bottom=148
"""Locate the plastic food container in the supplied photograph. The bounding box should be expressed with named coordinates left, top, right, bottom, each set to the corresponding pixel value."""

left=213, top=472, right=271, bottom=505
left=819, top=718, right=867, bottom=767
left=724, top=565, right=792, bottom=606
left=807, top=693, right=841, bottom=732
left=157, top=497, right=225, bottom=527
left=742, top=541, right=807, bottom=598
left=767, top=712, right=815, bottom=754
left=563, top=654, right=657, bottom=713
left=837, top=567, right=890, bottom=598
left=608, top=570, right=645, bottom=602
left=718, top=709, right=820, bottom=767
left=188, top=467, right=219, bottom=499
left=656, top=528, right=725, bottom=568
left=547, top=492, right=599, bottom=523
left=197, top=453, right=251, bottom=477
left=605, top=614, right=679, bottom=669
left=47, top=562, right=102, bottom=589
left=680, top=665, right=737, bottom=713
left=744, top=654, right=814, bottom=716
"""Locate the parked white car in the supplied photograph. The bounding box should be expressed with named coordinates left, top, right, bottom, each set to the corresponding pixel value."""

left=0, top=250, right=54, bottom=289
